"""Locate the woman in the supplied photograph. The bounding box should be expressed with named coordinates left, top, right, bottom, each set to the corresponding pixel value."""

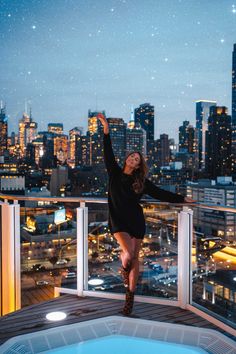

left=97, top=113, right=194, bottom=316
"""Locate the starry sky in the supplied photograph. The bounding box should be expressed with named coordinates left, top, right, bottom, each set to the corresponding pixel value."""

left=0, top=0, right=236, bottom=140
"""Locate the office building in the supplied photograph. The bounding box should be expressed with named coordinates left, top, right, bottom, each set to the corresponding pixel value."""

left=205, top=106, right=232, bottom=178
left=48, top=123, right=63, bottom=134
left=187, top=177, right=236, bottom=242
left=134, top=103, right=154, bottom=161
left=0, top=105, right=8, bottom=156
left=18, top=111, right=38, bottom=157
left=69, top=127, right=83, bottom=167
left=196, top=100, right=216, bottom=170
left=126, top=124, right=146, bottom=157
left=231, top=44, right=236, bottom=175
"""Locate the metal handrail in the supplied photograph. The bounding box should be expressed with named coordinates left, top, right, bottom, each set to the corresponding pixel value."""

left=1, top=193, right=236, bottom=213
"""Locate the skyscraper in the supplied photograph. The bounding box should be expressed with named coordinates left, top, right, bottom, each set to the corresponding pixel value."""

left=88, top=110, right=105, bottom=135
left=155, top=134, right=170, bottom=168
left=179, top=120, right=197, bottom=154
left=134, top=103, right=154, bottom=162
left=0, top=105, right=8, bottom=156
left=87, top=110, right=105, bottom=166
left=196, top=100, right=216, bottom=170
left=232, top=43, right=236, bottom=124
left=69, top=127, right=83, bottom=167
left=54, top=134, right=68, bottom=164
left=205, top=106, right=232, bottom=178
left=48, top=123, right=63, bottom=134
left=231, top=44, right=236, bottom=176
left=126, top=124, right=147, bottom=157
left=18, top=111, right=38, bottom=157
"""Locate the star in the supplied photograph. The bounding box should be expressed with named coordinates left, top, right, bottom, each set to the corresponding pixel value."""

left=32, top=25, right=36, bottom=30
left=8, top=13, right=11, bottom=17
left=164, top=58, right=169, bottom=62
left=27, top=71, right=31, bottom=75
left=220, top=38, right=225, bottom=43
left=110, top=8, right=115, bottom=12
left=150, top=76, right=155, bottom=80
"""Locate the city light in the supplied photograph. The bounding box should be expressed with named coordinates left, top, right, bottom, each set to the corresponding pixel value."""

left=46, top=312, right=67, bottom=321
left=88, top=278, right=104, bottom=286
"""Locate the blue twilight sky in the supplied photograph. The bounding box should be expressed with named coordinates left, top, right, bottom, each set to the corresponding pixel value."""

left=0, top=0, right=236, bottom=140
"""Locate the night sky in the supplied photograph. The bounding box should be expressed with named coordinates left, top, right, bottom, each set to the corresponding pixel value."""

left=1, top=0, right=236, bottom=140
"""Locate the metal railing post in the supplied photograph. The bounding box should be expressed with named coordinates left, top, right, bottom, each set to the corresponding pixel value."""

left=0, top=201, right=21, bottom=315
left=77, top=205, right=88, bottom=296
left=178, top=206, right=193, bottom=309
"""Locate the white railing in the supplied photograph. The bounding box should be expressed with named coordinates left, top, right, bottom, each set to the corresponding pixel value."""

left=0, top=194, right=235, bottom=336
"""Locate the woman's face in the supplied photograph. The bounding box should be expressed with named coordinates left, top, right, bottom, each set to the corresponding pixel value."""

left=125, top=152, right=141, bottom=170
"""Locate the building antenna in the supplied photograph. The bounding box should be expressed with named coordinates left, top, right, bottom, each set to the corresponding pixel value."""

left=24, top=100, right=28, bottom=114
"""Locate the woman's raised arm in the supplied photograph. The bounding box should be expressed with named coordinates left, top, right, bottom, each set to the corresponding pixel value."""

left=97, top=113, right=121, bottom=176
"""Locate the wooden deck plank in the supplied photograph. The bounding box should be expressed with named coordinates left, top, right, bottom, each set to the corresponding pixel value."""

left=0, top=295, right=234, bottom=345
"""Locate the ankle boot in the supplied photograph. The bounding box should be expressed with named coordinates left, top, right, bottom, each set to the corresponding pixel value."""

left=122, top=289, right=134, bottom=316
left=119, top=264, right=131, bottom=288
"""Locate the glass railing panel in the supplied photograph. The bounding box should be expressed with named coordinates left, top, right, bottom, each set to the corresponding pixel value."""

left=139, top=202, right=181, bottom=299
left=87, top=201, right=181, bottom=299
left=192, top=206, right=236, bottom=327
left=20, top=200, right=78, bottom=306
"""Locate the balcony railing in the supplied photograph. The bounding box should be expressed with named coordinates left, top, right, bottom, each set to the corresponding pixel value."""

left=0, top=194, right=235, bottom=336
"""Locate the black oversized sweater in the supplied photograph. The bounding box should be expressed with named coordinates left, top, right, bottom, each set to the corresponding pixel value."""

left=104, top=133, right=185, bottom=238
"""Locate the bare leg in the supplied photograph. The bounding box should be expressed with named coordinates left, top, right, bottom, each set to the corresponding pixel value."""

left=129, top=238, right=142, bottom=292
left=113, top=232, right=134, bottom=269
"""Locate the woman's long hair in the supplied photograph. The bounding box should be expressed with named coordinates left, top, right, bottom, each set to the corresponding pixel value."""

left=122, top=151, right=149, bottom=194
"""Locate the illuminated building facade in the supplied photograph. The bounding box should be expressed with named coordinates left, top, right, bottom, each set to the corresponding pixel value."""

left=205, top=106, right=232, bottom=178
left=134, top=103, right=154, bottom=162
left=18, top=112, right=38, bottom=157
left=69, top=127, right=83, bottom=167
left=88, top=110, right=105, bottom=135
left=231, top=44, right=236, bottom=176
left=75, top=135, right=89, bottom=166
left=187, top=177, right=236, bottom=242
left=53, top=134, right=68, bottom=164
left=196, top=100, right=216, bottom=170
left=87, top=110, right=105, bottom=166
left=0, top=105, right=8, bottom=156
left=126, top=124, right=146, bottom=157
left=48, top=123, right=63, bottom=134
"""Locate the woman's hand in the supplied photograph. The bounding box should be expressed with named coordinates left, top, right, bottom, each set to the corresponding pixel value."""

left=184, top=197, right=196, bottom=203
left=97, top=113, right=109, bottom=134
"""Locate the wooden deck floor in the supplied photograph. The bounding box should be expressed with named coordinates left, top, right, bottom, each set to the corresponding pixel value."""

left=0, top=294, right=235, bottom=345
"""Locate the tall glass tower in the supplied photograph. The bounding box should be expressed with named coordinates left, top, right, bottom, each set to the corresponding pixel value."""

left=196, top=100, right=216, bottom=170
left=231, top=44, right=236, bottom=176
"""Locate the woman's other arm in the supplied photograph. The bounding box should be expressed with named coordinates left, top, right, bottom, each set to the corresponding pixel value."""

left=143, top=178, right=195, bottom=203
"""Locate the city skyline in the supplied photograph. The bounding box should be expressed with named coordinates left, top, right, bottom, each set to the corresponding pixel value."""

left=1, top=0, right=236, bottom=139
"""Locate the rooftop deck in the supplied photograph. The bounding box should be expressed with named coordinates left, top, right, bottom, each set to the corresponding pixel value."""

left=0, top=294, right=235, bottom=346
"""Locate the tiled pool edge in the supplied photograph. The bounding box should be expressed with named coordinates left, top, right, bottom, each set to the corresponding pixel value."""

left=1, top=316, right=235, bottom=354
